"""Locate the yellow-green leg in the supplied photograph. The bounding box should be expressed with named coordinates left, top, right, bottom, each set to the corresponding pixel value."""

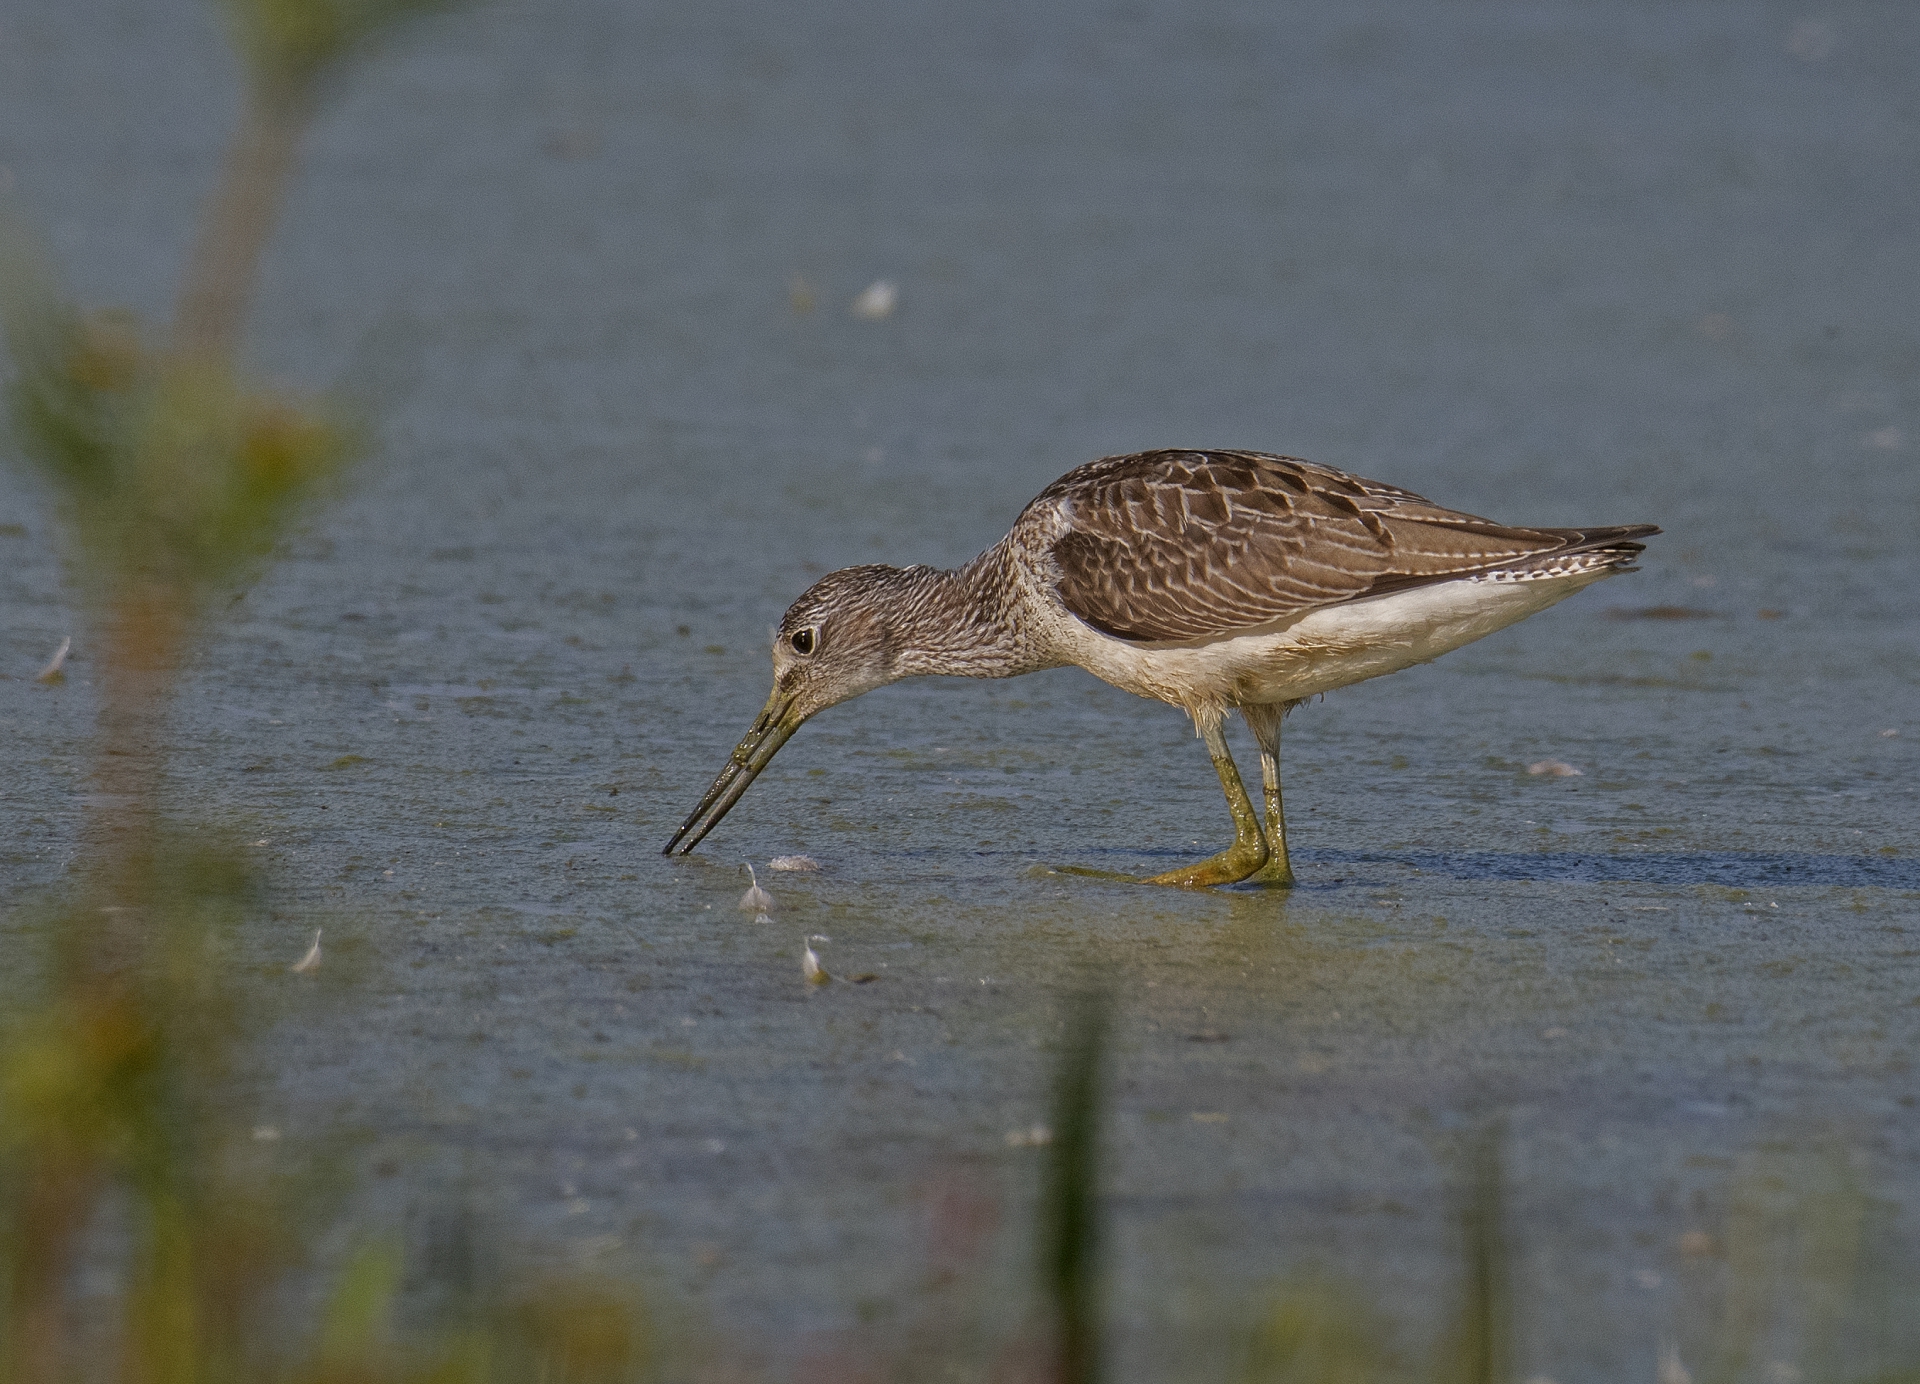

left=1142, top=712, right=1270, bottom=888
left=1241, top=703, right=1296, bottom=887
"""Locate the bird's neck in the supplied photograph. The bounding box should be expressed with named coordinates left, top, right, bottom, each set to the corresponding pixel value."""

left=887, top=546, right=1051, bottom=681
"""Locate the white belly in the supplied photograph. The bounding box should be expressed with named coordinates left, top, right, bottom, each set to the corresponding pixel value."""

left=1053, top=568, right=1614, bottom=711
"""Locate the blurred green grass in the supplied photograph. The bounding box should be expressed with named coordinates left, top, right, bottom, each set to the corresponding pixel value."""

left=4, top=2, right=1919, bottom=1381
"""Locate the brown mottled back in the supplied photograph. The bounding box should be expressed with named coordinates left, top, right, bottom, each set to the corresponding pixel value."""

left=1032, top=450, right=1656, bottom=642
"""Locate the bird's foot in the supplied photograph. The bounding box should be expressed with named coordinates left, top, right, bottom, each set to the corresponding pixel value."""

left=1045, top=864, right=1138, bottom=882
left=1243, top=845, right=1295, bottom=887
left=1243, top=859, right=1296, bottom=887
left=1141, top=838, right=1269, bottom=889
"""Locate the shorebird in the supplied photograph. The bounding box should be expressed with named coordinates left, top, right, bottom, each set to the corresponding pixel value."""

left=666, top=450, right=1657, bottom=887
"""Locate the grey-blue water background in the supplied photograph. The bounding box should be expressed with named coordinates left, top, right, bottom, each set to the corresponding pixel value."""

left=3, top=1, right=1917, bottom=1377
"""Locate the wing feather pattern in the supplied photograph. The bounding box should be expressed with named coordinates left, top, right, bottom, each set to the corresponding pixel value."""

left=1032, top=450, right=1658, bottom=642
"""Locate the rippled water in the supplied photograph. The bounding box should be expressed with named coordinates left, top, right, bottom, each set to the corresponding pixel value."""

left=3, top=1, right=1917, bottom=1377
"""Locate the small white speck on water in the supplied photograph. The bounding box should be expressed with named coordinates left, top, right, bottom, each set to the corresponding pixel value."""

left=289, top=929, right=322, bottom=974
left=739, top=864, right=775, bottom=914
left=1005, top=1124, right=1052, bottom=1147
left=34, top=636, right=70, bottom=683
left=251, top=1125, right=281, bottom=1142
left=1882, top=728, right=1900, bottom=738
left=802, top=938, right=830, bottom=985
left=1527, top=759, right=1582, bottom=777
left=1659, top=1341, right=1693, bottom=1384
left=850, top=279, right=897, bottom=319
left=769, top=854, right=820, bottom=872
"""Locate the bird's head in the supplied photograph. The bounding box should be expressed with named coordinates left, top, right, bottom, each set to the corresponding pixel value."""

left=663, top=565, right=932, bottom=855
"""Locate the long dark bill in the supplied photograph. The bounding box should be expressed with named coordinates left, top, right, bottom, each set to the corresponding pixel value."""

left=663, top=690, right=802, bottom=855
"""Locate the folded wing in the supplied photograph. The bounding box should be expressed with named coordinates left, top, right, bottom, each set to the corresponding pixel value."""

left=1037, top=450, right=1658, bottom=642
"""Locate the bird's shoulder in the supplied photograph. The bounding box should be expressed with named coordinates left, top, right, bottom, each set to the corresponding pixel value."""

left=1024, top=449, right=1445, bottom=532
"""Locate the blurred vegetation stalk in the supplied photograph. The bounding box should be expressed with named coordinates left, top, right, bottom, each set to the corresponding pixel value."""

left=0, top=3, right=471, bottom=1382
left=1041, top=989, right=1109, bottom=1384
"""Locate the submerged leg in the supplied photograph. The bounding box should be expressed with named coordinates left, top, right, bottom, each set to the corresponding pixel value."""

left=1240, top=703, right=1296, bottom=887
left=1142, top=707, right=1269, bottom=888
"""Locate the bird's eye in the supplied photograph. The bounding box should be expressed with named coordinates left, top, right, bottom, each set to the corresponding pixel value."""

left=790, top=628, right=817, bottom=656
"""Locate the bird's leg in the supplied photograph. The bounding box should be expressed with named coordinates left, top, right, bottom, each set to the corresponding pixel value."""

left=1240, top=703, right=1296, bottom=887
left=1142, top=710, right=1269, bottom=888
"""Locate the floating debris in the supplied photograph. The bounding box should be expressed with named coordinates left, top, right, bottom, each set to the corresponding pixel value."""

left=768, top=854, right=820, bottom=872
left=289, top=929, right=322, bottom=974
left=1005, top=1124, right=1052, bottom=1147
left=1658, top=1341, right=1693, bottom=1384
left=738, top=864, right=775, bottom=915
left=850, top=279, right=897, bottom=320
left=801, top=937, right=830, bottom=985
left=34, top=636, right=70, bottom=683
left=1882, top=729, right=1901, bottom=739
left=1604, top=605, right=1719, bottom=621
left=1526, top=759, right=1583, bottom=777
left=251, top=1125, right=281, bottom=1142
left=847, top=972, right=878, bottom=984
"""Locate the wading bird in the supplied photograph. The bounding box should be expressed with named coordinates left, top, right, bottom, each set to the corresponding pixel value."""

left=666, top=450, right=1656, bottom=886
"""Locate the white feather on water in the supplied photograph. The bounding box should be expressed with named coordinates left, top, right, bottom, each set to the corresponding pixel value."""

left=1658, top=1342, right=1692, bottom=1384
left=289, top=929, right=322, bottom=974
left=739, top=864, right=775, bottom=914
left=850, top=279, right=897, bottom=319
left=35, top=636, right=71, bottom=683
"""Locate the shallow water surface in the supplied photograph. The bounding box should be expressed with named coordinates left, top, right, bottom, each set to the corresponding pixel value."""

left=2, top=1, right=1918, bottom=1377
